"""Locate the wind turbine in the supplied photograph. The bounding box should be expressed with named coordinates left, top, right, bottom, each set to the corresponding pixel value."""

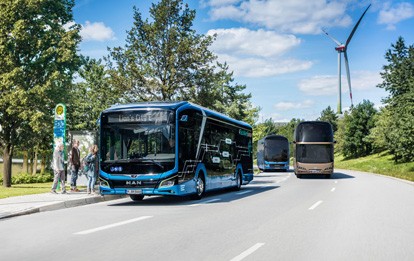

left=322, top=4, right=371, bottom=114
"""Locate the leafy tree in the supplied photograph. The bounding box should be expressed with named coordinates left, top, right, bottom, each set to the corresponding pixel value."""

left=339, top=100, right=377, bottom=158
left=317, top=106, right=338, bottom=132
left=68, top=57, right=122, bottom=131
left=107, top=0, right=257, bottom=122
left=376, top=37, right=414, bottom=162
left=0, top=0, right=81, bottom=186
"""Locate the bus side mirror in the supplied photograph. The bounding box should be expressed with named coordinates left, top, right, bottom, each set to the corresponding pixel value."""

left=292, top=141, right=296, bottom=144
left=334, top=140, right=337, bottom=144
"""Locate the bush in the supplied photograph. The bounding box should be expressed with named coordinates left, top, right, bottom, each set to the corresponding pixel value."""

left=0, top=173, right=54, bottom=184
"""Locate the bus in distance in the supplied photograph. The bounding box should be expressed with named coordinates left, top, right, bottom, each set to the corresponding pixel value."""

left=257, top=135, right=289, bottom=172
left=99, top=101, right=254, bottom=201
left=293, top=121, right=334, bottom=178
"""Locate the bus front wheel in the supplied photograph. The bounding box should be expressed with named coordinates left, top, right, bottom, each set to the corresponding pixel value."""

left=192, top=174, right=205, bottom=200
left=232, top=171, right=242, bottom=191
left=130, top=195, right=144, bottom=201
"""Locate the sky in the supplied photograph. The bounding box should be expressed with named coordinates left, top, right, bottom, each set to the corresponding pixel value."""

left=72, top=0, right=414, bottom=123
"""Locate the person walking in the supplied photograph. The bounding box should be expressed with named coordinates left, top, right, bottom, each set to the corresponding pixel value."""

left=86, top=144, right=99, bottom=194
left=69, top=140, right=81, bottom=192
left=51, top=143, right=66, bottom=194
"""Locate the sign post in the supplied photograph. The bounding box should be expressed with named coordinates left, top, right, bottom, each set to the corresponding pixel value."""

left=53, top=104, right=66, bottom=190
left=53, top=103, right=66, bottom=151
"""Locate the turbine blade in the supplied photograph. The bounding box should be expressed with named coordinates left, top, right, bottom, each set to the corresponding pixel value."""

left=344, top=51, right=353, bottom=106
left=322, top=28, right=342, bottom=46
left=345, top=4, right=371, bottom=47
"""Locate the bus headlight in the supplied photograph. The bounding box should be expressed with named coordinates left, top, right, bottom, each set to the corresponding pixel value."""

left=159, top=177, right=176, bottom=188
left=99, top=178, right=110, bottom=188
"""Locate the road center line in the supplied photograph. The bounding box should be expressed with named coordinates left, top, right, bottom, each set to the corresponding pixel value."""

left=74, top=216, right=153, bottom=235
left=189, top=198, right=220, bottom=207
left=236, top=190, right=253, bottom=195
left=309, top=200, right=323, bottom=210
left=331, top=187, right=336, bottom=192
left=230, top=243, right=265, bottom=261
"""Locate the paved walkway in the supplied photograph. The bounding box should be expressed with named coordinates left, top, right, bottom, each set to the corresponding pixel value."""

left=0, top=175, right=124, bottom=219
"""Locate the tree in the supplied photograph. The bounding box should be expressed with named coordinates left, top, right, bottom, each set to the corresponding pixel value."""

left=376, top=37, right=414, bottom=162
left=107, top=0, right=258, bottom=122
left=68, top=57, right=122, bottom=131
left=339, top=100, right=377, bottom=159
left=317, top=106, right=338, bottom=132
left=0, top=0, right=81, bottom=186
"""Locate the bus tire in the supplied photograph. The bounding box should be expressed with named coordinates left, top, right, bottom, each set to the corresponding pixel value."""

left=232, top=171, right=242, bottom=191
left=130, top=195, right=144, bottom=201
left=296, top=174, right=302, bottom=179
left=324, top=174, right=331, bottom=179
left=192, top=173, right=205, bottom=200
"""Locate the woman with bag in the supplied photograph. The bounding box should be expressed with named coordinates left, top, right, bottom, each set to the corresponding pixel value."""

left=86, top=144, right=99, bottom=194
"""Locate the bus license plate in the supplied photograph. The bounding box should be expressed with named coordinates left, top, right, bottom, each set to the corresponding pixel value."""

left=310, top=169, right=321, bottom=173
left=127, top=189, right=142, bottom=195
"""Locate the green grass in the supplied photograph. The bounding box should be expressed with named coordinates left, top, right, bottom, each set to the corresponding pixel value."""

left=0, top=182, right=54, bottom=199
left=335, top=151, right=414, bottom=182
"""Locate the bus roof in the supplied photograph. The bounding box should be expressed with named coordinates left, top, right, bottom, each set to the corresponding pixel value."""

left=263, top=135, right=288, bottom=141
left=102, top=101, right=252, bottom=129
left=294, top=121, right=333, bottom=142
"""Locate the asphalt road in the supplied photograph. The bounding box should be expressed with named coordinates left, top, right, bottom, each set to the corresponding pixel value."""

left=1, top=169, right=413, bottom=261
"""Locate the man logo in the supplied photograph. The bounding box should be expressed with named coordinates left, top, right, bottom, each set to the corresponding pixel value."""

left=126, top=181, right=142, bottom=186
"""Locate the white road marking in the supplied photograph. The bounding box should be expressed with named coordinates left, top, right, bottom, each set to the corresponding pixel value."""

left=276, top=177, right=289, bottom=183
left=189, top=198, right=220, bottom=207
left=331, top=187, right=336, bottom=192
left=236, top=190, right=253, bottom=195
left=230, top=243, right=265, bottom=261
left=309, top=200, right=323, bottom=210
left=74, top=216, right=153, bottom=235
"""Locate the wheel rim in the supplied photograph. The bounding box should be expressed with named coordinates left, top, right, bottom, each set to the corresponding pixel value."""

left=196, top=177, right=204, bottom=196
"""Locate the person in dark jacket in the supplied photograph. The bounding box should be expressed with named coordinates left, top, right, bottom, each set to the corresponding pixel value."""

left=86, top=144, right=99, bottom=194
left=70, top=140, right=81, bottom=192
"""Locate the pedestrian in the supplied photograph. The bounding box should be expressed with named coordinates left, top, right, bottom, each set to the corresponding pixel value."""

left=86, top=144, right=99, bottom=194
left=69, top=139, right=81, bottom=192
left=51, top=143, right=66, bottom=194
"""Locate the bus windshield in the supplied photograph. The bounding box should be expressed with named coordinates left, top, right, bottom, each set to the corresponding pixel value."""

left=265, top=139, right=289, bottom=162
left=296, top=144, right=333, bottom=163
left=296, top=122, right=333, bottom=142
left=101, top=110, right=175, bottom=164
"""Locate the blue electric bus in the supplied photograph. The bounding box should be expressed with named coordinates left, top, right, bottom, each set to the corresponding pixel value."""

left=99, top=101, right=254, bottom=201
left=257, top=135, right=289, bottom=172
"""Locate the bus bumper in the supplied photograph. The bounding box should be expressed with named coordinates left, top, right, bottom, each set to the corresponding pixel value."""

left=99, top=178, right=197, bottom=197
left=264, top=161, right=289, bottom=171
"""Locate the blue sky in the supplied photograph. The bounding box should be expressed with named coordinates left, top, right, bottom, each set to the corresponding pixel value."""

left=73, top=0, right=414, bottom=122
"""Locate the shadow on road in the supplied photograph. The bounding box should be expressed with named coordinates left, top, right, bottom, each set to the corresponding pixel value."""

left=107, top=185, right=280, bottom=207
left=295, top=172, right=355, bottom=180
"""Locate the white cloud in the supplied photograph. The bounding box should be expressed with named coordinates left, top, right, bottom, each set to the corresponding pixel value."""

left=378, top=2, right=414, bottom=30
left=298, top=71, right=382, bottom=96
left=274, top=99, right=315, bottom=111
left=208, top=28, right=301, bottom=57
left=207, top=28, right=312, bottom=77
left=206, top=0, right=352, bottom=34
left=80, top=21, right=115, bottom=41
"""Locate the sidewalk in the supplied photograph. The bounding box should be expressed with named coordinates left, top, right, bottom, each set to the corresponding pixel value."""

left=0, top=190, right=125, bottom=219
left=0, top=175, right=125, bottom=220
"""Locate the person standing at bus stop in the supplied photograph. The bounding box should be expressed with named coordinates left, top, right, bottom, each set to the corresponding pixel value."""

left=69, top=140, right=81, bottom=192
left=86, top=144, right=99, bottom=194
left=51, top=143, right=66, bottom=194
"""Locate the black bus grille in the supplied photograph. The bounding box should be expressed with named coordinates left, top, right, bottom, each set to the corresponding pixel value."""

left=112, top=180, right=158, bottom=189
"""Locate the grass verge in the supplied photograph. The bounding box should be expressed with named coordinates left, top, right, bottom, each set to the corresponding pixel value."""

left=0, top=182, right=54, bottom=199
left=335, top=151, right=414, bottom=182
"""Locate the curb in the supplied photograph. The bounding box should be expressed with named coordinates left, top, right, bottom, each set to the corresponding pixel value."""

left=0, top=195, right=126, bottom=220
